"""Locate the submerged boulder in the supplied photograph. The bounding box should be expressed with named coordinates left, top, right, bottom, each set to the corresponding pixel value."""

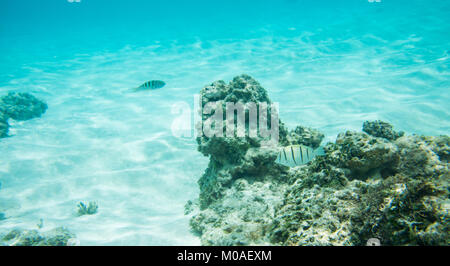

left=285, top=125, right=324, bottom=149
left=187, top=74, right=449, bottom=246
left=0, top=107, right=8, bottom=138
left=1, top=92, right=47, bottom=121
left=363, top=120, right=404, bottom=141
left=195, top=74, right=292, bottom=210
left=188, top=74, right=324, bottom=245
left=197, top=74, right=287, bottom=165
left=0, top=92, right=47, bottom=138
left=271, top=129, right=449, bottom=246
left=0, top=227, right=77, bottom=246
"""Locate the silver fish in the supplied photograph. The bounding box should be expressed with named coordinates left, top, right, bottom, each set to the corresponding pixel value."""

left=131, top=80, right=165, bottom=92
left=275, top=144, right=324, bottom=167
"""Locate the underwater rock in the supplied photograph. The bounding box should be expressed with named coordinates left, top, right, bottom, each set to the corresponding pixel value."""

left=196, top=74, right=289, bottom=165
left=0, top=227, right=76, bottom=246
left=190, top=178, right=289, bottom=245
left=349, top=171, right=449, bottom=246
left=76, top=201, right=98, bottom=216
left=0, top=105, right=9, bottom=138
left=420, top=135, right=450, bottom=163
left=132, top=80, right=165, bottom=92
left=0, top=116, right=8, bottom=138
left=285, top=125, right=324, bottom=149
left=188, top=74, right=324, bottom=245
left=196, top=145, right=288, bottom=212
left=195, top=74, right=293, bottom=210
left=330, top=131, right=400, bottom=177
left=269, top=127, right=449, bottom=246
left=187, top=75, right=449, bottom=246
left=199, top=75, right=271, bottom=106
left=363, top=120, right=404, bottom=141
left=184, top=200, right=197, bottom=215
left=0, top=92, right=47, bottom=121
left=0, top=92, right=47, bottom=138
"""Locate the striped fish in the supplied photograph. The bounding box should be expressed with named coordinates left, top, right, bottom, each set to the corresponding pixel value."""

left=131, top=80, right=165, bottom=92
left=275, top=144, right=325, bottom=167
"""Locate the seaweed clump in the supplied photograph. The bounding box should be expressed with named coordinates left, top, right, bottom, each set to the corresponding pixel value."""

left=0, top=227, right=76, bottom=246
left=0, top=92, right=48, bottom=138
left=187, top=74, right=449, bottom=246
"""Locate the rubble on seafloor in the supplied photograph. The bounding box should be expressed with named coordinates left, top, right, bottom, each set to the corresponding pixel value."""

left=186, top=74, right=449, bottom=246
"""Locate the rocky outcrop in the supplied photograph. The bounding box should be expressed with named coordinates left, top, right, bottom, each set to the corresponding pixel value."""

left=285, top=126, right=324, bottom=149
left=187, top=74, right=449, bottom=246
left=188, top=75, right=327, bottom=245
left=270, top=133, right=449, bottom=246
left=363, top=120, right=404, bottom=141
left=1, top=92, right=48, bottom=121
left=0, top=227, right=77, bottom=246
left=0, top=106, right=8, bottom=138
left=0, top=92, right=47, bottom=138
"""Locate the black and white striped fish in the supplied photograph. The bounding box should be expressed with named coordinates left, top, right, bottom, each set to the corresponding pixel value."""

left=131, top=80, right=165, bottom=92
left=275, top=144, right=325, bottom=167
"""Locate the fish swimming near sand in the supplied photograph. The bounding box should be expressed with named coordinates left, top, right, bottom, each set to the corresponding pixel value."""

left=275, top=144, right=325, bottom=167
left=131, top=80, right=165, bottom=92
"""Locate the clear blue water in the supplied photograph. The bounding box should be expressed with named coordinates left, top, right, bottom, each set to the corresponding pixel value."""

left=0, top=0, right=449, bottom=245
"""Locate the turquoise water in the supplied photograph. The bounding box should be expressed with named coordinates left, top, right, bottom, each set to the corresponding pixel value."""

left=0, top=0, right=449, bottom=245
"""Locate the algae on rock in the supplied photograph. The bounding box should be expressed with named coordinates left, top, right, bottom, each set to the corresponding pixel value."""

left=270, top=129, right=449, bottom=246
left=0, top=92, right=48, bottom=139
left=195, top=74, right=291, bottom=210
left=362, top=120, right=404, bottom=141
left=188, top=74, right=325, bottom=245
left=0, top=109, right=8, bottom=138
left=187, top=74, right=449, bottom=246
left=0, top=92, right=47, bottom=121
left=76, top=201, right=99, bottom=216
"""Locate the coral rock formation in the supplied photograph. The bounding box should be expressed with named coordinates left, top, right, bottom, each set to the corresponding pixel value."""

left=363, top=120, right=404, bottom=141
left=271, top=133, right=449, bottom=246
left=0, top=106, right=8, bottom=138
left=77, top=201, right=98, bottom=216
left=1, top=227, right=76, bottom=246
left=188, top=75, right=324, bottom=245
left=0, top=92, right=47, bottom=138
left=187, top=74, right=449, bottom=246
